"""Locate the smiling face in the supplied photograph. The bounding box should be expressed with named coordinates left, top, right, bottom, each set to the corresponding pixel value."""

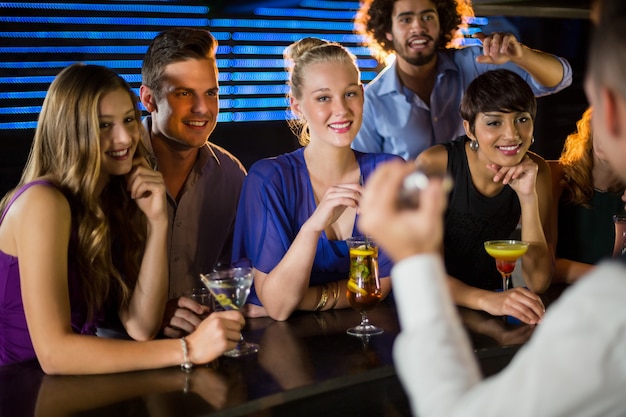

left=385, top=0, right=440, bottom=67
left=141, top=57, right=219, bottom=150
left=290, top=60, right=364, bottom=150
left=465, top=111, right=534, bottom=166
left=98, top=87, right=140, bottom=179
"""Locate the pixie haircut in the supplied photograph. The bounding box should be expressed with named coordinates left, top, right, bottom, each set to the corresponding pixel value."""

left=141, top=27, right=217, bottom=99
left=460, top=69, right=537, bottom=134
left=355, top=0, right=473, bottom=62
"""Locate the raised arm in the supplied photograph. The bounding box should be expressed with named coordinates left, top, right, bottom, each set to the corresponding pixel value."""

left=474, top=32, right=567, bottom=88
left=519, top=153, right=554, bottom=293
left=252, top=182, right=391, bottom=321
left=487, top=153, right=553, bottom=293
left=119, top=158, right=169, bottom=340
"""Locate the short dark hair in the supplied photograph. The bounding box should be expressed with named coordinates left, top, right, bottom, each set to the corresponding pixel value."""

left=460, top=69, right=537, bottom=134
left=355, top=0, right=466, bottom=62
left=141, top=27, right=217, bottom=99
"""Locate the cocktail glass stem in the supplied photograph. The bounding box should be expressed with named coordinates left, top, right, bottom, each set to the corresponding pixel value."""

left=347, top=310, right=383, bottom=336
left=501, top=273, right=512, bottom=292
left=360, top=311, right=371, bottom=328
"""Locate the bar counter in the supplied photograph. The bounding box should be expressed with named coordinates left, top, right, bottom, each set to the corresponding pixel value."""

left=0, top=285, right=567, bottom=417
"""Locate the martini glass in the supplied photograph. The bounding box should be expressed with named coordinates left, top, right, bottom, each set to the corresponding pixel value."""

left=484, top=240, right=529, bottom=292
left=200, top=267, right=259, bottom=357
left=346, top=237, right=383, bottom=337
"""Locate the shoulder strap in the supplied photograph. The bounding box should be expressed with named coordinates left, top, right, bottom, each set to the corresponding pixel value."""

left=0, top=180, right=54, bottom=225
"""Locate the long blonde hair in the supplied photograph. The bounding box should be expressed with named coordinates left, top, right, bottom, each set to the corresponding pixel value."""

left=0, top=64, right=149, bottom=320
left=559, top=107, right=624, bottom=206
left=284, top=37, right=360, bottom=146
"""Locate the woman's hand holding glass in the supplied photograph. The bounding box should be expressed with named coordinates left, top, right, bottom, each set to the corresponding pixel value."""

left=478, top=288, right=545, bottom=325
left=185, top=310, right=246, bottom=363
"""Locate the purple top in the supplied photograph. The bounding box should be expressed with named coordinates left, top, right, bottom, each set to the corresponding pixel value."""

left=0, top=180, right=98, bottom=366
left=232, top=148, right=400, bottom=305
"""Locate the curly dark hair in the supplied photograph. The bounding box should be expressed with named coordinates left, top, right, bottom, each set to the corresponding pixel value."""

left=355, top=0, right=472, bottom=62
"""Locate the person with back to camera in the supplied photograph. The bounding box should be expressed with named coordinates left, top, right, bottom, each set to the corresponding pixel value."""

left=356, top=1, right=626, bottom=413
left=351, top=0, right=573, bottom=161
left=549, top=107, right=626, bottom=284
left=231, top=38, right=401, bottom=320
left=0, top=64, right=244, bottom=373
left=139, top=28, right=247, bottom=338
left=416, top=69, right=553, bottom=325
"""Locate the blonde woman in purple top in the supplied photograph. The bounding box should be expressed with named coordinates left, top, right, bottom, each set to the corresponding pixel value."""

left=0, top=64, right=244, bottom=373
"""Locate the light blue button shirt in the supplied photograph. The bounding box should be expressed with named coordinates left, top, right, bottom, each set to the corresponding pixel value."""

left=352, top=45, right=573, bottom=161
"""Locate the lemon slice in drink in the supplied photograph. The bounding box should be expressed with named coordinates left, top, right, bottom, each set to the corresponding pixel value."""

left=347, top=279, right=368, bottom=295
left=350, top=244, right=375, bottom=257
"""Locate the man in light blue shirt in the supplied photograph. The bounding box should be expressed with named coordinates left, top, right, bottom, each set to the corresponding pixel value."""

left=352, top=0, right=572, bottom=161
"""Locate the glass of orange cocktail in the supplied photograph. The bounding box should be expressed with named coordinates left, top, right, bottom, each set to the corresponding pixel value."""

left=484, top=240, right=529, bottom=292
left=346, top=236, right=383, bottom=337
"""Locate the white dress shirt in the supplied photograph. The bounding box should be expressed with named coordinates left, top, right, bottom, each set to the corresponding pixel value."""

left=392, top=254, right=626, bottom=417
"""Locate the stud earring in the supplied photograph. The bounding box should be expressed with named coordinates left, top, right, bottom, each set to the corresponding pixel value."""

left=469, top=140, right=479, bottom=152
left=531, top=136, right=535, bottom=145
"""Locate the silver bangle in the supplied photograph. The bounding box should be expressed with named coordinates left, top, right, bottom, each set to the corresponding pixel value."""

left=180, top=337, right=193, bottom=371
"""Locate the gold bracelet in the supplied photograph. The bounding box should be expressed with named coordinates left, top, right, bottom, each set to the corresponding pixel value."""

left=314, top=284, right=329, bottom=311
left=329, top=281, right=340, bottom=310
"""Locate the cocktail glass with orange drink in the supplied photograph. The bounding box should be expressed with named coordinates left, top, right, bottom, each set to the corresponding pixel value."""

left=346, top=236, right=383, bottom=337
left=484, top=240, right=529, bottom=292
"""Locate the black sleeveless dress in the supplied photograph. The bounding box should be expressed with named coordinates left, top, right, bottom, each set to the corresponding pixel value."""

left=443, top=136, right=522, bottom=290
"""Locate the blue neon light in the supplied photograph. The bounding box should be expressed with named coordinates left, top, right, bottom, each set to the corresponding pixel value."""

left=231, top=98, right=288, bottom=108
left=0, top=3, right=209, bottom=14
left=467, top=17, right=489, bottom=25
left=356, top=59, right=379, bottom=69
left=232, top=110, right=291, bottom=122
left=0, top=91, right=47, bottom=100
left=232, top=33, right=364, bottom=43
left=0, top=122, right=38, bottom=130
left=0, top=16, right=209, bottom=26
left=229, top=59, right=286, bottom=68
left=347, top=46, right=376, bottom=56
left=2, top=74, right=142, bottom=84
left=231, top=45, right=375, bottom=58
left=233, top=45, right=286, bottom=55
left=361, top=72, right=377, bottom=82
left=0, top=61, right=143, bottom=69
left=1, top=46, right=147, bottom=54
left=0, top=45, right=232, bottom=55
left=0, top=31, right=157, bottom=39
left=219, top=85, right=290, bottom=96
left=460, top=27, right=483, bottom=36
left=0, top=31, right=231, bottom=41
left=230, top=72, right=289, bottom=82
left=299, top=1, right=360, bottom=10
left=0, top=107, right=41, bottom=115
left=210, top=19, right=352, bottom=31
left=254, top=7, right=355, bottom=20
